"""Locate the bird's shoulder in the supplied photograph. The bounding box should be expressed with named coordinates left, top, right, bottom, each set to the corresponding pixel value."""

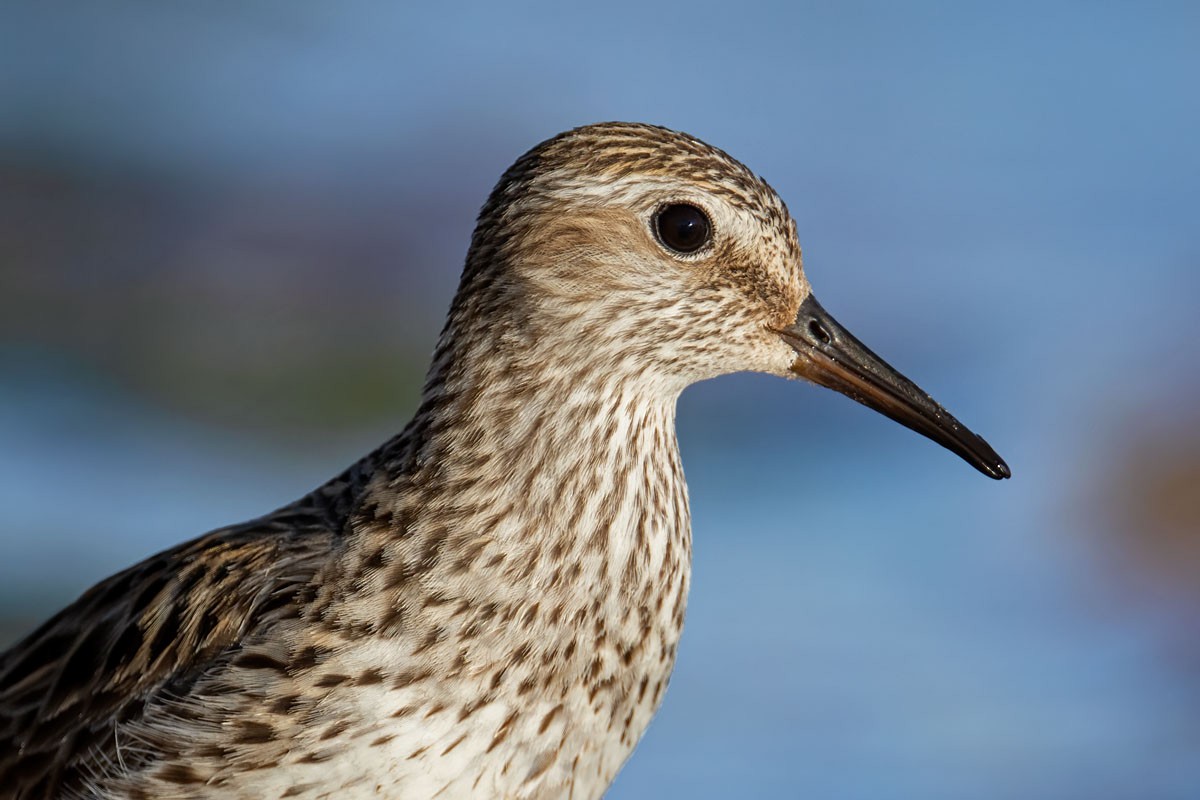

left=0, top=465, right=371, bottom=798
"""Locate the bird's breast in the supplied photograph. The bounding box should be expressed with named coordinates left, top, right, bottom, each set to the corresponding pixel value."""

left=323, top=458, right=693, bottom=798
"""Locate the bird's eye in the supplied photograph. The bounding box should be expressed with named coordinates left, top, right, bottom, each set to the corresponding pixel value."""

left=654, top=204, right=711, bottom=254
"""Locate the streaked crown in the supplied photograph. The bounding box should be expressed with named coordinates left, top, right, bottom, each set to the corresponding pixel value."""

left=446, top=122, right=810, bottom=388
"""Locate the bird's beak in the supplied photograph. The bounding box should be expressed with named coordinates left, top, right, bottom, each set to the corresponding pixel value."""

left=779, top=295, right=1010, bottom=480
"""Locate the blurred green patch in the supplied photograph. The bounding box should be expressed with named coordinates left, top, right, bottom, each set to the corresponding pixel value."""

left=0, top=161, right=441, bottom=434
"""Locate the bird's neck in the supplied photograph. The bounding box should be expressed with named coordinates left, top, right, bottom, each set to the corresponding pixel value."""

left=432, top=324, right=681, bottom=515
left=359, top=311, right=692, bottom=598
left=321, top=313, right=694, bottom=785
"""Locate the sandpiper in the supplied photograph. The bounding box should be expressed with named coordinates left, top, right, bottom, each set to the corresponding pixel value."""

left=0, top=122, right=1008, bottom=799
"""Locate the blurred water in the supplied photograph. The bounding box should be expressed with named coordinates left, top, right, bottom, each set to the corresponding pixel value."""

left=629, top=392, right=1200, bottom=799
left=2, top=1, right=1199, bottom=798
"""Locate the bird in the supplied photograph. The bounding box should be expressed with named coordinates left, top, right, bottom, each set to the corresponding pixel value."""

left=0, top=122, right=1009, bottom=799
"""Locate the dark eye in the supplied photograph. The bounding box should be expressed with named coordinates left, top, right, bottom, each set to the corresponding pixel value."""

left=654, top=203, right=711, bottom=254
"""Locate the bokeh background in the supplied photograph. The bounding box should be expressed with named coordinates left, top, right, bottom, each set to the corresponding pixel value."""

left=2, top=2, right=1198, bottom=798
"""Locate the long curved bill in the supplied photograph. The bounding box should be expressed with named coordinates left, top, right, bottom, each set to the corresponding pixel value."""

left=779, top=295, right=1010, bottom=480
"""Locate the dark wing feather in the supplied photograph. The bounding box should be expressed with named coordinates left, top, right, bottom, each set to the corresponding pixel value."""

left=0, top=497, right=346, bottom=799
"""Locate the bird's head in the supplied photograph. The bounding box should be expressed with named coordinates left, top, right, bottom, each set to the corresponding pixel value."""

left=452, top=122, right=1008, bottom=479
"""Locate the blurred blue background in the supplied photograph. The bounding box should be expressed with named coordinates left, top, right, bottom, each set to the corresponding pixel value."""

left=2, top=2, right=1198, bottom=797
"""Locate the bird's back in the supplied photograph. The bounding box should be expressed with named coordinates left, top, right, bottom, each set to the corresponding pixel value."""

left=0, top=467, right=365, bottom=798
